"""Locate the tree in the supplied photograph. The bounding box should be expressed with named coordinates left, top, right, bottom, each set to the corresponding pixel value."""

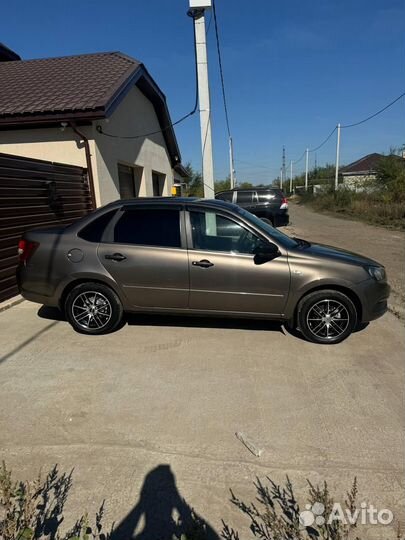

left=183, top=163, right=203, bottom=197
left=375, top=154, right=405, bottom=201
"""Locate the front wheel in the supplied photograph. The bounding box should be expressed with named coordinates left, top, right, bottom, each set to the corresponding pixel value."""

left=65, top=282, right=123, bottom=335
left=297, top=290, right=357, bottom=344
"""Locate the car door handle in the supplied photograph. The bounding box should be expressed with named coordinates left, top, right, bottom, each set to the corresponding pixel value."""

left=105, top=253, right=127, bottom=262
left=192, top=259, right=214, bottom=268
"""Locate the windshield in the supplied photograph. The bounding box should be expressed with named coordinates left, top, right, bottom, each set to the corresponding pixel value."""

left=234, top=206, right=299, bottom=250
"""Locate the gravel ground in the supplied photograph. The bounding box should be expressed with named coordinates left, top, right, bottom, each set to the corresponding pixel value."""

left=280, top=202, right=405, bottom=320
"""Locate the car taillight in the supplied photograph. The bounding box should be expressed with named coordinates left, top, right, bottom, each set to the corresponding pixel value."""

left=280, top=197, right=288, bottom=210
left=18, top=239, right=39, bottom=263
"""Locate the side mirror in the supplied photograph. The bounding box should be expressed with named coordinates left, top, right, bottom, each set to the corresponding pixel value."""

left=253, top=242, right=280, bottom=264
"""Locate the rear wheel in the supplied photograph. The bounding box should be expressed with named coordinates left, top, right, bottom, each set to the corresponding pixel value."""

left=297, top=290, right=357, bottom=344
left=65, top=282, right=123, bottom=335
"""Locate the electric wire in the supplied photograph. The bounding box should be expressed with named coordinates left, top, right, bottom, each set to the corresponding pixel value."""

left=212, top=0, right=232, bottom=139
left=308, top=126, right=337, bottom=153
left=97, top=21, right=199, bottom=140
left=341, top=91, right=405, bottom=128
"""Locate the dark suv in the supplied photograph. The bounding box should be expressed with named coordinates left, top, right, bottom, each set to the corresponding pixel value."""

left=215, top=188, right=289, bottom=226
left=17, top=198, right=389, bottom=344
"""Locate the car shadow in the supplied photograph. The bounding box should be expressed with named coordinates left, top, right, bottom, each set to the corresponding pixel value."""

left=37, top=306, right=368, bottom=339
left=37, top=305, right=286, bottom=335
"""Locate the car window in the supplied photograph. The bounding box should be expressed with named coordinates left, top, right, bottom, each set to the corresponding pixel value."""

left=190, top=211, right=263, bottom=254
left=235, top=191, right=255, bottom=204
left=233, top=206, right=299, bottom=250
left=216, top=191, right=233, bottom=202
left=78, top=209, right=118, bottom=242
left=113, top=208, right=181, bottom=248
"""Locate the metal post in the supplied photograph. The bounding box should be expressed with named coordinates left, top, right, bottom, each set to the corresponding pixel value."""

left=305, top=148, right=309, bottom=191
left=189, top=5, right=215, bottom=198
left=289, top=160, right=293, bottom=194
left=229, top=136, right=235, bottom=189
left=335, top=123, right=341, bottom=190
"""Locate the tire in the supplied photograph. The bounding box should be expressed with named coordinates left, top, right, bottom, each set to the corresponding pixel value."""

left=297, top=289, right=357, bottom=344
left=65, top=282, right=124, bottom=335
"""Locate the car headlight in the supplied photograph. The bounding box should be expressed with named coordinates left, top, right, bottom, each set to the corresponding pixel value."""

left=367, top=266, right=386, bottom=281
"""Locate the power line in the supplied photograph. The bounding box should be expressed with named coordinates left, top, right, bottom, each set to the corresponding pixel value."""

left=235, top=159, right=279, bottom=171
left=290, top=90, right=405, bottom=168
left=308, top=126, right=337, bottom=152
left=96, top=20, right=200, bottom=140
left=341, top=91, right=405, bottom=128
left=292, top=150, right=306, bottom=165
left=212, top=0, right=232, bottom=139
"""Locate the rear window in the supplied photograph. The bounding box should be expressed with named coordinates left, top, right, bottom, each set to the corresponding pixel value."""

left=216, top=191, right=233, bottom=202
left=113, top=208, right=181, bottom=248
left=257, top=190, right=280, bottom=202
left=78, top=210, right=117, bottom=242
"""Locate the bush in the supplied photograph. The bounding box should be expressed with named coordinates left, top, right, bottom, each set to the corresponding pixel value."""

left=301, top=188, right=405, bottom=229
left=0, top=462, right=110, bottom=540
left=222, top=476, right=403, bottom=540
left=1, top=464, right=402, bottom=540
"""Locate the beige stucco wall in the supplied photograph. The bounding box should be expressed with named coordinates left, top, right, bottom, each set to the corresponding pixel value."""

left=93, top=85, right=174, bottom=205
left=0, top=85, right=175, bottom=206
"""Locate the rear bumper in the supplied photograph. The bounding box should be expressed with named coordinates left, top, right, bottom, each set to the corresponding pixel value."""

left=274, top=211, right=289, bottom=227
left=16, top=266, right=59, bottom=307
left=357, top=279, right=390, bottom=322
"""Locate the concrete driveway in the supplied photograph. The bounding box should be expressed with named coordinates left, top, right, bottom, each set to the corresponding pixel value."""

left=1, top=296, right=404, bottom=538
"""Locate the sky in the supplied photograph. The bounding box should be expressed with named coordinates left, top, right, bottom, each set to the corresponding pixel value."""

left=1, top=0, right=404, bottom=184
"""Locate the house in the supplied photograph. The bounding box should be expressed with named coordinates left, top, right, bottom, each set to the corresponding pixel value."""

left=339, top=153, right=403, bottom=191
left=0, top=46, right=189, bottom=207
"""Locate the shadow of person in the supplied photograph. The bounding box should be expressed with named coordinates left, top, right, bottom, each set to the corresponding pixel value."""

left=111, top=464, right=219, bottom=540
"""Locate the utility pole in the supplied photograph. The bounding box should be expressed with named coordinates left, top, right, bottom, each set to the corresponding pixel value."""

left=289, top=160, right=293, bottom=194
left=229, top=136, right=235, bottom=188
left=335, top=123, right=341, bottom=190
left=305, top=148, right=309, bottom=191
left=280, top=168, right=283, bottom=190
left=188, top=1, right=214, bottom=198
left=282, top=146, right=286, bottom=188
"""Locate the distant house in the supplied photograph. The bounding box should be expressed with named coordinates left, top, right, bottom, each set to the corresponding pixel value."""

left=340, top=153, right=404, bottom=191
left=0, top=46, right=188, bottom=206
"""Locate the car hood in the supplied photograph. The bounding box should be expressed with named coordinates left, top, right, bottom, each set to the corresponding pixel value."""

left=296, top=241, right=382, bottom=268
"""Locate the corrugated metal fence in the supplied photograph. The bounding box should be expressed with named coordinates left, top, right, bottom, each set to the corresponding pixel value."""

left=0, top=152, right=94, bottom=303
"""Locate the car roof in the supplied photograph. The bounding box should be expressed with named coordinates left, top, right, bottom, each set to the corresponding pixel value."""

left=105, top=197, right=237, bottom=210
left=216, top=187, right=280, bottom=193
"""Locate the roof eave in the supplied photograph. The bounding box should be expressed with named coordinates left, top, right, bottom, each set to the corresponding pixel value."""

left=0, top=109, right=106, bottom=130
left=102, top=64, right=182, bottom=167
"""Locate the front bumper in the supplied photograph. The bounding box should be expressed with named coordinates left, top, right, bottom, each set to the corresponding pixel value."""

left=357, top=279, right=390, bottom=322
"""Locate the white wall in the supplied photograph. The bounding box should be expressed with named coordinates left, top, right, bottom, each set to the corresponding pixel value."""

left=0, top=85, right=175, bottom=207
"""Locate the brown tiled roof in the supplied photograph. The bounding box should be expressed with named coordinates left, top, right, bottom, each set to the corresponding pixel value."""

left=340, top=153, right=386, bottom=174
left=0, top=51, right=182, bottom=166
left=0, top=52, right=141, bottom=118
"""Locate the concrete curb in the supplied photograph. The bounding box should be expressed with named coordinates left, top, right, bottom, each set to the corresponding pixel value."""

left=0, top=295, right=25, bottom=313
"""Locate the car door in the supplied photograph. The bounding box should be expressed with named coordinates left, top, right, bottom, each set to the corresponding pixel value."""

left=186, top=207, right=290, bottom=315
left=97, top=205, right=189, bottom=309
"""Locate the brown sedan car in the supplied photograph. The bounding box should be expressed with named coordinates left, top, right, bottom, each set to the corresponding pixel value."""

left=17, top=198, right=389, bottom=344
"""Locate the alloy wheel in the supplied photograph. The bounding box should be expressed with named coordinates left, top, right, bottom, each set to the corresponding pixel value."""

left=306, top=299, right=350, bottom=341
left=71, top=291, right=112, bottom=330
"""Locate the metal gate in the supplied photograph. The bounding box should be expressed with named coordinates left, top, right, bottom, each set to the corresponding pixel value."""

left=0, top=152, right=94, bottom=303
